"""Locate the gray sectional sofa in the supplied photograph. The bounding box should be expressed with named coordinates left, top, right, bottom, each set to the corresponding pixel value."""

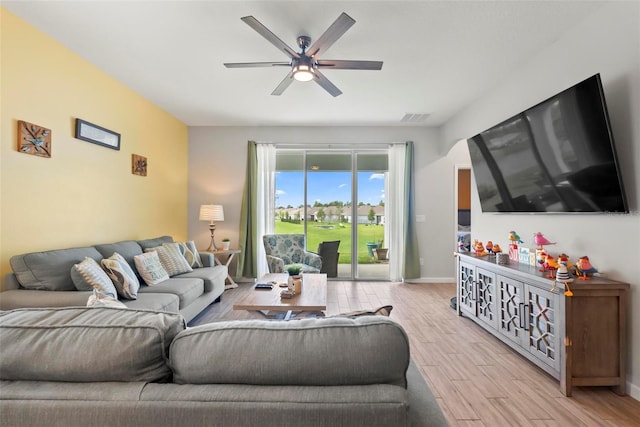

left=0, top=236, right=226, bottom=322
left=0, top=306, right=448, bottom=427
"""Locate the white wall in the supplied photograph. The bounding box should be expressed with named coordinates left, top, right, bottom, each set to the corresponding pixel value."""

left=441, top=2, right=640, bottom=398
left=188, top=126, right=469, bottom=281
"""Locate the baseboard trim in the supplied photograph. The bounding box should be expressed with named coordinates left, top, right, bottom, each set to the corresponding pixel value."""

left=628, top=381, right=640, bottom=401
left=404, top=277, right=456, bottom=284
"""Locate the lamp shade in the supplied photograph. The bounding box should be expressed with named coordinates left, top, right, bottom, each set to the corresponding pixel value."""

left=199, top=204, right=224, bottom=222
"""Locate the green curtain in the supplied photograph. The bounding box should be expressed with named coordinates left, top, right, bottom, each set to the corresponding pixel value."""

left=403, top=142, right=421, bottom=279
left=237, top=141, right=258, bottom=278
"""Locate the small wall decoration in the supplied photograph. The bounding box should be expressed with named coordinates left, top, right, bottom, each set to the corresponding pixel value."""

left=132, top=154, right=147, bottom=176
left=18, top=120, right=51, bottom=158
left=75, top=118, right=120, bottom=150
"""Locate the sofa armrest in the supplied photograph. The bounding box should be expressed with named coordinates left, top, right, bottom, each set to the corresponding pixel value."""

left=199, top=252, right=215, bottom=267
left=266, top=255, right=285, bottom=273
left=3, top=274, right=21, bottom=291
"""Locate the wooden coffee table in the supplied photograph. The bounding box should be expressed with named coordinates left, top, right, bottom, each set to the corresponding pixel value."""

left=233, top=273, right=327, bottom=320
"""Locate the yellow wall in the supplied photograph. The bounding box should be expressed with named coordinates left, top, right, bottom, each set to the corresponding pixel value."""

left=0, top=8, right=189, bottom=289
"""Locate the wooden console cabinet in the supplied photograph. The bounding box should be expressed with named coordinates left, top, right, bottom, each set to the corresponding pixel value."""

left=455, top=253, right=629, bottom=396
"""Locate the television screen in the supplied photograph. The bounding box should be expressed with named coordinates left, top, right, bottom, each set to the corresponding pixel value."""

left=467, top=74, right=628, bottom=213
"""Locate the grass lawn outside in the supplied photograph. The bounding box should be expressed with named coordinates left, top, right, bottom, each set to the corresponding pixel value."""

left=274, top=221, right=385, bottom=264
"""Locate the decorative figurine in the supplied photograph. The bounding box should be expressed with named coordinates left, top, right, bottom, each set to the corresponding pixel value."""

left=544, top=254, right=559, bottom=278
left=485, top=241, right=494, bottom=254
left=490, top=244, right=502, bottom=254
left=508, top=231, right=524, bottom=245
left=533, top=232, right=556, bottom=250
left=537, top=250, right=548, bottom=272
left=555, top=263, right=574, bottom=283
left=473, top=240, right=487, bottom=256
left=557, top=253, right=572, bottom=269
left=576, top=256, right=598, bottom=280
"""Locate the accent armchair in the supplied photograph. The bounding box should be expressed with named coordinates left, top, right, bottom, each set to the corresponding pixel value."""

left=262, top=234, right=322, bottom=274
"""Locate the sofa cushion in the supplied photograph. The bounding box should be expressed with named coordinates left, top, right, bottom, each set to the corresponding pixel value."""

left=147, top=243, right=193, bottom=277
left=137, top=278, right=204, bottom=310
left=0, top=307, right=186, bottom=383
left=134, top=252, right=170, bottom=285
left=70, top=257, right=118, bottom=299
left=138, top=236, right=173, bottom=251
left=10, top=246, right=103, bottom=291
left=122, top=293, right=180, bottom=314
left=171, top=316, right=410, bottom=387
left=94, top=240, right=143, bottom=272
left=173, top=266, right=226, bottom=293
left=100, top=252, right=140, bottom=299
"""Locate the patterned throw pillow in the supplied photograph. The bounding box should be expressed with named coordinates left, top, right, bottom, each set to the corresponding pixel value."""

left=70, top=257, right=118, bottom=299
left=134, top=251, right=169, bottom=285
left=101, top=252, right=140, bottom=299
left=146, top=243, right=193, bottom=277
left=86, top=290, right=127, bottom=308
left=171, top=241, right=203, bottom=268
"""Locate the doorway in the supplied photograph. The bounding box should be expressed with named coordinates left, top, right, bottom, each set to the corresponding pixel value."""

left=455, top=166, right=472, bottom=252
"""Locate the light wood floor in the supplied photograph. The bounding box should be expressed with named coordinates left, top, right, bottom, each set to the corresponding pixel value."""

left=190, top=281, right=640, bottom=426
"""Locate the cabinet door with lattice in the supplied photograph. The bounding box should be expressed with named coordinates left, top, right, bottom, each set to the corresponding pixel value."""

left=498, top=275, right=525, bottom=346
left=458, top=261, right=476, bottom=318
left=475, top=267, right=497, bottom=329
left=525, top=285, right=560, bottom=372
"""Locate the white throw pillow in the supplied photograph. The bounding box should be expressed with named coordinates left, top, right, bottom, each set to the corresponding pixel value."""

left=71, top=257, right=118, bottom=299
left=86, top=290, right=127, bottom=308
left=101, top=252, right=140, bottom=299
left=134, top=251, right=169, bottom=285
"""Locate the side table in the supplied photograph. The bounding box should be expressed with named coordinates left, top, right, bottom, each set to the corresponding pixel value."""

left=201, top=249, right=241, bottom=289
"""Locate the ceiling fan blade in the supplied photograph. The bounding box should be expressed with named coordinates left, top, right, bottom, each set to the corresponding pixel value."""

left=314, top=70, right=343, bottom=97
left=306, top=12, right=355, bottom=59
left=271, top=70, right=295, bottom=96
left=224, top=62, right=290, bottom=68
left=241, top=16, right=300, bottom=59
left=316, top=60, right=383, bottom=70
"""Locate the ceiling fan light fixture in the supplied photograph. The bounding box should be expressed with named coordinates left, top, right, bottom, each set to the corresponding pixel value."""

left=293, top=64, right=314, bottom=82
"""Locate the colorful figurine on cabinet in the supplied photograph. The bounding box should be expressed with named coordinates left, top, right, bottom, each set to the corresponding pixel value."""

left=555, top=263, right=574, bottom=283
left=473, top=240, right=487, bottom=256
left=557, top=253, right=572, bottom=269
left=544, top=254, right=559, bottom=278
left=490, top=243, right=502, bottom=254
left=576, top=256, right=598, bottom=280
left=537, top=250, right=548, bottom=272
left=508, top=230, right=524, bottom=245
left=485, top=241, right=494, bottom=254
left=533, top=232, right=556, bottom=250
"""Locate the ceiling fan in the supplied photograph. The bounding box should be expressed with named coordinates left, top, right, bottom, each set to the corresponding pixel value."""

left=224, top=12, right=383, bottom=97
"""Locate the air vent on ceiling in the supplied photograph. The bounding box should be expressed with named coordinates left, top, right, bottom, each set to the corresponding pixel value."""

left=401, top=113, right=430, bottom=123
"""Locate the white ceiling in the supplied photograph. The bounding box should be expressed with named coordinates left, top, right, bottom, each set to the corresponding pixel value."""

left=3, top=1, right=607, bottom=127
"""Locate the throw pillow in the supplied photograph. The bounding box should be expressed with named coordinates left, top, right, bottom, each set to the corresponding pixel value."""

left=86, top=290, right=127, bottom=308
left=134, top=251, right=169, bottom=285
left=101, top=252, right=140, bottom=299
left=146, top=243, right=193, bottom=277
left=70, top=257, right=118, bottom=299
left=171, top=240, right=203, bottom=268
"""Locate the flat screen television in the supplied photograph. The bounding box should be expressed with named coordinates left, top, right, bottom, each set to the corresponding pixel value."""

left=467, top=73, right=628, bottom=213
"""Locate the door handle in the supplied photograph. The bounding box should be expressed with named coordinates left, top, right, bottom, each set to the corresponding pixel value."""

left=518, top=302, right=524, bottom=328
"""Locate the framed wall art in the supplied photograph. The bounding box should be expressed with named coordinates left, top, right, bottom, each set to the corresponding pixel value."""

left=132, top=154, right=147, bottom=176
left=18, top=120, right=52, bottom=158
left=75, top=118, right=120, bottom=150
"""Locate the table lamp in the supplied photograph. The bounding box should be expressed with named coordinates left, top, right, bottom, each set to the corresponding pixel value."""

left=199, top=204, right=224, bottom=251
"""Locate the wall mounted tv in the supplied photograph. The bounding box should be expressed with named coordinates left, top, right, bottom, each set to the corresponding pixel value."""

left=467, top=73, right=628, bottom=213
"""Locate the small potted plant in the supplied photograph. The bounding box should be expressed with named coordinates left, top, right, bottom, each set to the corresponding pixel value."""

left=222, top=238, right=230, bottom=251
left=285, top=264, right=303, bottom=293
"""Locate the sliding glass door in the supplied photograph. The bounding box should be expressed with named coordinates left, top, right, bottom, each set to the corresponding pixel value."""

left=274, top=149, right=388, bottom=280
